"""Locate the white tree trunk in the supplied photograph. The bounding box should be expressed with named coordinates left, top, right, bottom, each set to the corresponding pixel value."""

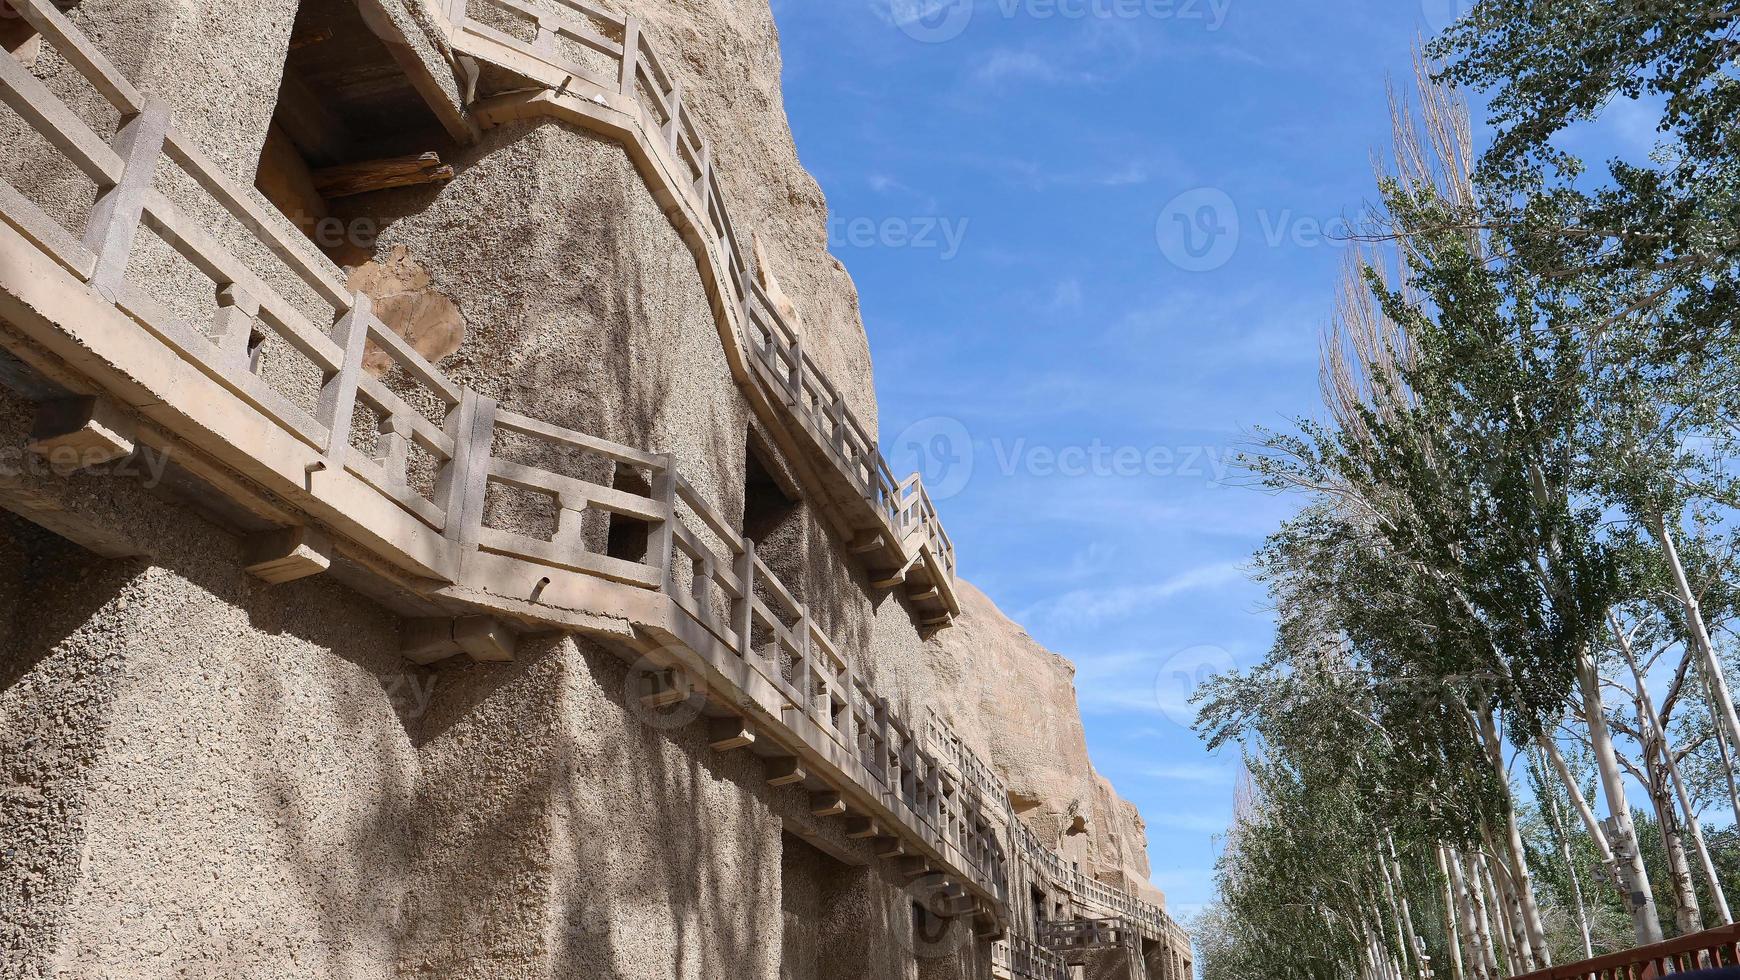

left=1651, top=515, right=1740, bottom=799
left=1615, top=614, right=1734, bottom=925
left=1575, top=650, right=1666, bottom=944
left=1537, top=748, right=1595, bottom=959
left=1464, top=849, right=1504, bottom=979
left=1385, top=835, right=1429, bottom=979
left=1439, top=845, right=1475, bottom=980
left=1476, top=709, right=1552, bottom=966
left=1475, top=851, right=1518, bottom=977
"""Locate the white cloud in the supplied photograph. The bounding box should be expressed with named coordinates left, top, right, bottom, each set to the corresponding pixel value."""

left=1021, top=560, right=1244, bottom=628
left=1142, top=762, right=1237, bottom=786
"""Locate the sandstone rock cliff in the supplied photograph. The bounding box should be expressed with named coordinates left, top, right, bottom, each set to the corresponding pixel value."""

left=891, top=580, right=1164, bottom=908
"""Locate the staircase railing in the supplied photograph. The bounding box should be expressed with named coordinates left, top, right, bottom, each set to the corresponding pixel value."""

left=444, top=0, right=958, bottom=611
left=0, top=0, right=998, bottom=908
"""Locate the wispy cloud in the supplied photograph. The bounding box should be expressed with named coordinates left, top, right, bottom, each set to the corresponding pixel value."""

left=1142, top=762, right=1237, bottom=786
left=1021, top=560, right=1244, bottom=628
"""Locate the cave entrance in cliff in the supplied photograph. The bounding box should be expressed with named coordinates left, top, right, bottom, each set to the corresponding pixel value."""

left=741, top=434, right=806, bottom=609
left=779, top=831, right=868, bottom=979
left=252, top=0, right=460, bottom=268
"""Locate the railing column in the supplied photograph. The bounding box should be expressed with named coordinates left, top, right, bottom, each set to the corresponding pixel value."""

left=618, top=18, right=640, bottom=96
left=731, top=539, right=755, bottom=655
left=663, top=79, right=683, bottom=155
left=213, top=283, right=263, bottom=374
left=649, top=453, right=678, bottom=592
left=786, top=337, right=802, bottom=406
left=438, top=389, right=497, bottom=564
left=82, top=98, right=169, bottom=297
left=317, top=293, right=371, bottom=467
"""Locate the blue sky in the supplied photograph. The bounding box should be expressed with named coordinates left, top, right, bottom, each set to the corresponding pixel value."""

left=764, top=0, right=1664, bottom=924
left=761, top=0, right=1450, bottom=921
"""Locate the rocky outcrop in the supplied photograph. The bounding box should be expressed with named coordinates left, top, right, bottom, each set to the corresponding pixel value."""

left=892, top=580, right=1163, bottom=908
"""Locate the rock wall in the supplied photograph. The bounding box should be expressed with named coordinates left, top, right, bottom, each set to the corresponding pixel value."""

left=0, top=0, right=1171, bottom=977
left=892, top=580, right=1162, bottom=907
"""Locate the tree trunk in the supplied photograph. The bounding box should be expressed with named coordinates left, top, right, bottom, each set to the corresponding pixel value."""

left=1574, top=649, right=1666, bottom=944
left=1614, top=617, right=1733, bottom=925
left=1642, top=730, right=1704, bottom=935
left=1464, top=849, right=1504, bottom=979
left=1439, top=845, right=1476, bottom=980
left=1538, top=735, right=1624, bottom=889
left=1650, top=515, right=1740, bottom=805
left=1537, top=748, right=1595, bottom=959
left=1476, top=708, right=1552, bottom=966
left=1476, top=851, right=1518, bottom=977
left=1385, top=835, right=1428, bottom=979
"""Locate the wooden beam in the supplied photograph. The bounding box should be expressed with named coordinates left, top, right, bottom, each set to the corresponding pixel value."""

left=312, top=152, right=454, bottom=199
left=28, top=395, right=135, bottom=473
left=872, top=836, right=905, bottom=858
left=707, top=717, right=754, bottom=751
left=809, top=792, right=846, bottom=817
left=896, top=856, right=931, bottom=879
left=765, top=756, right=804, bottom=787
left=243, top=526, right=333, bottom=584
left=844, top=817, right=882, bottom=840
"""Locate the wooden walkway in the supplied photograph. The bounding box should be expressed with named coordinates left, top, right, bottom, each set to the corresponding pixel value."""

left=437, top=0, right=960, bottom=628
left=0, top=0, right=1178, bottom=966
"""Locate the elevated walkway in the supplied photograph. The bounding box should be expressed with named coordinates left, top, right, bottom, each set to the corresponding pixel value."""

left=436, top=0, right=960, bottom=627
left=0, top=0, right=992, bottom=922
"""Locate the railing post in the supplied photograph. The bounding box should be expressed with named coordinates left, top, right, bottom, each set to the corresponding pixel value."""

left=649, top=453, right=678, bottom=592
left=662, top=78, right=683, bottom=155
left=317, top=293, right=371, bottom=467
left=618, top=17, right=640, bottom=96
left=732, top=539, right=755, bottom=655
left=786, top=336, right=802, bottom=405
left=82, top=98, right=169, bottom=297
left=532, top=16, right=557, bottom=59
left=438, top=389, right=497, bottom=563
left=795, top=606, right=814, bottom=720
left=213, top=283, right=262, bottom=374
left=553, top=490, right=587, bottom=551
left=693, top=142, right=712, bottom=210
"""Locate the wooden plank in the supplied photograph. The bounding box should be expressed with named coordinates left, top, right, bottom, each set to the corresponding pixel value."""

left=311, top=152, right=454, bottom=198
left=318, top=295, right=371, bottom=466
left=493, top=407, right=662, bottom=468
left=3, top=0, right=142, bottom=113
left=0, top=178, right=95, bottom=278
left=0, top=47, right=124, bottom=185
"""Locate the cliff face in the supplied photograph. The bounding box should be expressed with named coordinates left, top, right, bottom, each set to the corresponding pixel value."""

left=894, top=581, right=1163, bottom=906
left=608, top=0, right=878, bottom=431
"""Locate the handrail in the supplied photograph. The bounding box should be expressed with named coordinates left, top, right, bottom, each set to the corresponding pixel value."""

left=0, top=0, right=996, bottom=909
left=1511, top=923, right=1740, bottom=979
left=442, top=0, right=959, bottom=615
left=0, top=0, right=1181, bottom=954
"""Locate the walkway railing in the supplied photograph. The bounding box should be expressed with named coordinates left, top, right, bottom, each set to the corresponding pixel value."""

left=1512, top=924, right=1740, bottom=979
left=0, top=0, right=996, bottom=909
left=440, top=0, right=959, bottom=620
left=993, top=935, right=1070, bottom=980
